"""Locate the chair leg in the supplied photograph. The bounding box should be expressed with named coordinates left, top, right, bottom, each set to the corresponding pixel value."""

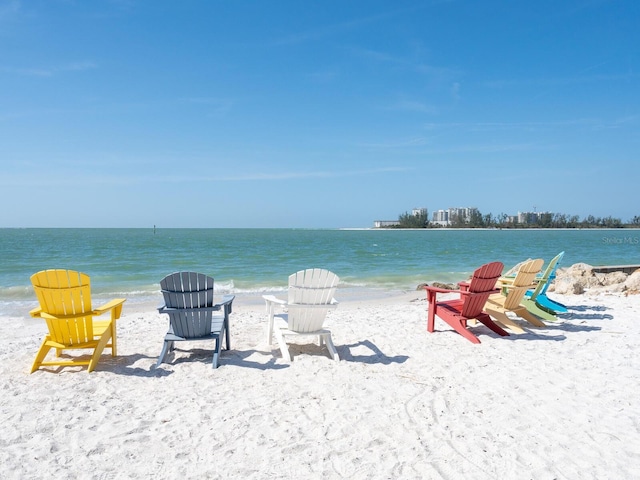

left=427, top=304, right=437, bottom=333
left=274, top=329, right=292, bottom=362
left=224, top=316, right=231, bottom=350
left=476, top=313, right=510, bottom=337
left=88, top=329, right=113, bottom=373
left=211, top=337, right=220, bottom=369
left=485, top=309, right=526, bottom=334
left=521, top=298, right=557, bottom=322
left=322, top=333, right=340, bottom=362
left=266, top=302, right=275, bottom=345
left=30, top=339, right=53, bottom=373
left=442, top=316, right=481, bottom=344
left=515, top=308, right=546, bottom=328
left=266, top=310, right=275, bottom=345
left=110, top=322, right=118, bottom=356
left=156, top=340, right=171, bottom=367
left=538, top=295, right=568, bottom=313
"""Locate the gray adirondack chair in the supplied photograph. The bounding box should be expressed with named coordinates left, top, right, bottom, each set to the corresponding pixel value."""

left=157, top=272, right=234, bottom=368
left=263, top=268, right=340, bottom=362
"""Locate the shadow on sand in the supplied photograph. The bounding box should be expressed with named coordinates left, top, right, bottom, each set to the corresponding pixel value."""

left=339, top=339, right=409, bottom=365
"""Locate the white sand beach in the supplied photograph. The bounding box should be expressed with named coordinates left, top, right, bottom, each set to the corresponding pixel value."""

left=1, top=290, right=639, bottom=479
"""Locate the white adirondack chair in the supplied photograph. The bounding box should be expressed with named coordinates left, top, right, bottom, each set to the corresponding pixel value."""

left=263, top=268, right=340, bottom=362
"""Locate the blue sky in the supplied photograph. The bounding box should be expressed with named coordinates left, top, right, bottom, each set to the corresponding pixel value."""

left=1, top=0, right=639, bottom=228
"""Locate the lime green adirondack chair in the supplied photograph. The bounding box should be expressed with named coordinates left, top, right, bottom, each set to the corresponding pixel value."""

left=500, top=252, right=565, bottom=321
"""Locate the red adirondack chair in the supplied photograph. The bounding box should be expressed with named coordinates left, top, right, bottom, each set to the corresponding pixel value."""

left=423, top=261, right=509, bottom=344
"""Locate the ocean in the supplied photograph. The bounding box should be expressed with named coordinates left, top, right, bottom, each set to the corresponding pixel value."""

left=1, top=228, right=639, bottom=316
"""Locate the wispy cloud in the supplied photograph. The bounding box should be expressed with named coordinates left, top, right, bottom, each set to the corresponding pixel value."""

left=416, top=143, right=537, bottom=155
left=388, top=99, right=438, bottom=114
left=106, top=0, right=137, bottom=9
left=269, top=2, right=452, bottom=47
left=307, top=70, right=340, bottom=83
left=564, top=0, right=616, bottom=16
left=423, top=117, right=637, bottom=131
left=206, top=166, right=412, bottom=182
left=357, top=137, right=430, bottom=149
left=0, top=0, right=20, bottom=19
left=484, top=71, right=639, bottom=89
left=357, top=139, right=543, bottom=157
left=0, top=95, right=239, bottom=123
left=179, top=97, right=234, bottom=116
left=269, top=7, right=412, bottom=47
left=1, top=166, right=413, bottom=188
left=611, top=114, right=640, bottom=125
left=349, top=46, right=458, bottom=80
left=423, top=120, right=572, bottom=130
left=451, top=82, right=461, bottom=101
left=1, top=61, right=97, bottom=77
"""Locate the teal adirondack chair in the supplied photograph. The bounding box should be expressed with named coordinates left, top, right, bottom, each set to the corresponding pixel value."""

left=157, top=272, right=234, bottom=368
left=526, top=252, right=567, bottom=315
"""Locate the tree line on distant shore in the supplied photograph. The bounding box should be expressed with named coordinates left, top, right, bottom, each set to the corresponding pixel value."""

left=394, top=211, right=640, bottom=229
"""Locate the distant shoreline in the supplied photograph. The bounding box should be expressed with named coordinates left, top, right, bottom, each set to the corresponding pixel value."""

left=364, top=227, right=640, bottom=231
left=2, top=226, right=639, bottom=230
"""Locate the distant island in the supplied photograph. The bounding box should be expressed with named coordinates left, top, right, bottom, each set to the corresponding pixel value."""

left=374, top=207, right=640, bottom=229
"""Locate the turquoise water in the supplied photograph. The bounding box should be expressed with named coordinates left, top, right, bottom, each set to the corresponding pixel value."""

left=1, top=228, right=639, bottom=315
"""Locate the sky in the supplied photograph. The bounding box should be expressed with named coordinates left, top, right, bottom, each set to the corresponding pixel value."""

left=1, top=0, right=639, bottom=228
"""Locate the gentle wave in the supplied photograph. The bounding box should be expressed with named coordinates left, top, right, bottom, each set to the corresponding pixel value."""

left=2, top=227, right=638, bottom=316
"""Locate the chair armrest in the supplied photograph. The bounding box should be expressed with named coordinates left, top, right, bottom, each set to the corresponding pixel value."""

left=39, top=312, right=93, bottom=321
left=158, top=306, right=225, bottom=314
left=94, top=298, right=126, bottom=319
left=288, top=303, right=339, bottom=309
left=500, top=275, right=543, bottom=286
left=500, top=282, right=536, bottom=291
left=217, top=294, right=235, bottom=306
left=33, top=299, right=126, bottom=322
left=423, top=285, right=463, bottom=306
left=262, top=294, right=286, bottom=306
left=214, top=295, right=235, bottom=315
left=422, top=285, right=461, bottom=295
left=215, top=294, right=235, bottom=308
left=497, top=277, right=515, bottom=286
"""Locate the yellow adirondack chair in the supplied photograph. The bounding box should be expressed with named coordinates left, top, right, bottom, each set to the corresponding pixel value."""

left=29, top=269, right=126, bottom=373
left=483, top=259, right=545, bottom=333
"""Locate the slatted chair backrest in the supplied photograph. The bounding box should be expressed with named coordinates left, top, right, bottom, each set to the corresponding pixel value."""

left=530, top=251, right=564, bottom=300
left=30, top=269, right=94, bottom=345
left=503, top=258, right=544, bottom=310
left=460, top=261, right=504, bottom=318
left=160, top=272, right=215, bottom=339
left=286, top=268, right=339, bottom=333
